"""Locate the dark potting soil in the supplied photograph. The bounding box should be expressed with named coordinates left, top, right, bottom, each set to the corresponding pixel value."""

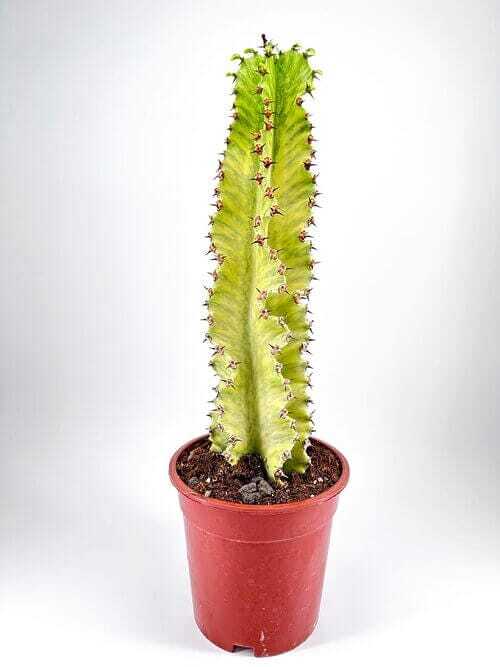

left=176, top=440, right=342, bottom=505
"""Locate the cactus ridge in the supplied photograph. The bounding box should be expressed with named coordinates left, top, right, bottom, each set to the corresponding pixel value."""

left=205, top=38, right=320, bottom=481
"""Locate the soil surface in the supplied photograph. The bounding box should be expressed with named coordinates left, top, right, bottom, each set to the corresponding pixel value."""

left=176, top=440, right=342, bottom=505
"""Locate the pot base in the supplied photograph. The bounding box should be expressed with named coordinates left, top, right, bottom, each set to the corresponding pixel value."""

left=195, top=617, right=317, bottom=657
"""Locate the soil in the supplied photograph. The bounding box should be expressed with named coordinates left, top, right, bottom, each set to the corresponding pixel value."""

left=176, top=440, right=342, bottom=505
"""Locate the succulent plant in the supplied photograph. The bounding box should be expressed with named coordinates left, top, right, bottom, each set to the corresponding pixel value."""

left=205, top=36, right=319, bottom=482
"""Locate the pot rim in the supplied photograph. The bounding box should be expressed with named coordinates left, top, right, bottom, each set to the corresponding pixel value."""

left=169, top=434, right=349, bottom=514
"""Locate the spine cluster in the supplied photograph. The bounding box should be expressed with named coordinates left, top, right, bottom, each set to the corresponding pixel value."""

left=204, top=37, right=321, bottom=481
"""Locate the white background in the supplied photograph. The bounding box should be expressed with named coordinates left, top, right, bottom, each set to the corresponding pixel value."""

left=1, top=1, right=499, bottom=665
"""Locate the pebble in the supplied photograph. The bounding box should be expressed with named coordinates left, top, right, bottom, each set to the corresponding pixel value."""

left=240, top=481, right=257, bottom=494
left=188, top=476, right=199, bottom=488
left=204, top=490, right=212, bottom=497
left=239, top=481, right=259, bottom=504
left=258, top=479, right=274, bottom=496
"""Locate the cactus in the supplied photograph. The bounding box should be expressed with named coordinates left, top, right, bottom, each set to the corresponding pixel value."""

left=205, top=36, right=319, bottom=482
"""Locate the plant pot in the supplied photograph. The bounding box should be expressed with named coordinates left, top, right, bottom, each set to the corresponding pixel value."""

left=169, top=434, right=349, bottom=657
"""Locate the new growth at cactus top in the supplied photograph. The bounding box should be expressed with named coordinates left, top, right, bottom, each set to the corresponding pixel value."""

left=205, top=36, right=321, bottom=481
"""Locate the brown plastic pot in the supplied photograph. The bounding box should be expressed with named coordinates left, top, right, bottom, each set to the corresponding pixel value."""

left=169, top=434, right=349, bottom=657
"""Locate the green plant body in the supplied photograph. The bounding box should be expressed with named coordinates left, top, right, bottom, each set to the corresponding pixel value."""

left=206, top=36, right=320, bottom=481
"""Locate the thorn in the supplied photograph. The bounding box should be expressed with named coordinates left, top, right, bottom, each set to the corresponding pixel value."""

left=251, top=130, right=262, bottom=141
left=277, top=283, right=289, bottom=294
left=279, top=408, right=288, bottom=419
left=277, top=263, right=288, bottom=275
left=263, top=97, right=273, bottom=106
left=259, top=308, right=269, bottom=319
left=252, top=234, right=267, bottom=246
left=263, top=108, right=274, bottom=119
left=251, top=172, right=264, bottom=185
left=264, top=186, right=278, bottom=199
left=252, top=143, right=264, bottom=155
left=270, top=205, right=283, bottom=216
left=296, top=96, right=304, bottom=106
left=261, top=157, right=275, bottom=169
left=227, top=360, right=240, bottom=370
left=269, top=344, right=280, bottom=355
left=298, top=230, right=311, bottom=242
left=256, top=288, right=268, bottom=300
left=253, top=215, right=262, bottom=227
left=264, top=120, right=274, bottom=131
left=303, top=159, right=316, bottom=171
left=255, top=85, right=264, bottom=94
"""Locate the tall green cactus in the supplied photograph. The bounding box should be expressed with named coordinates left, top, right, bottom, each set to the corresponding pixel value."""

left=205, top=37, right=320, bottom=482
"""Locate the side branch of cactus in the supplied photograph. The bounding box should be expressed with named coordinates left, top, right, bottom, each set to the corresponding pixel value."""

left=205, top=39, right=320, bottom=481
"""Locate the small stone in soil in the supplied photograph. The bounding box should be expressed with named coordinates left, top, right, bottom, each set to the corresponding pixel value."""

left=188, top=477, right=198, bottom=488
left=240, top=481, right=257, bottom=494
left=258, top=479, right=274, bottom=496
left=239, top=481, right=260, bottom=504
